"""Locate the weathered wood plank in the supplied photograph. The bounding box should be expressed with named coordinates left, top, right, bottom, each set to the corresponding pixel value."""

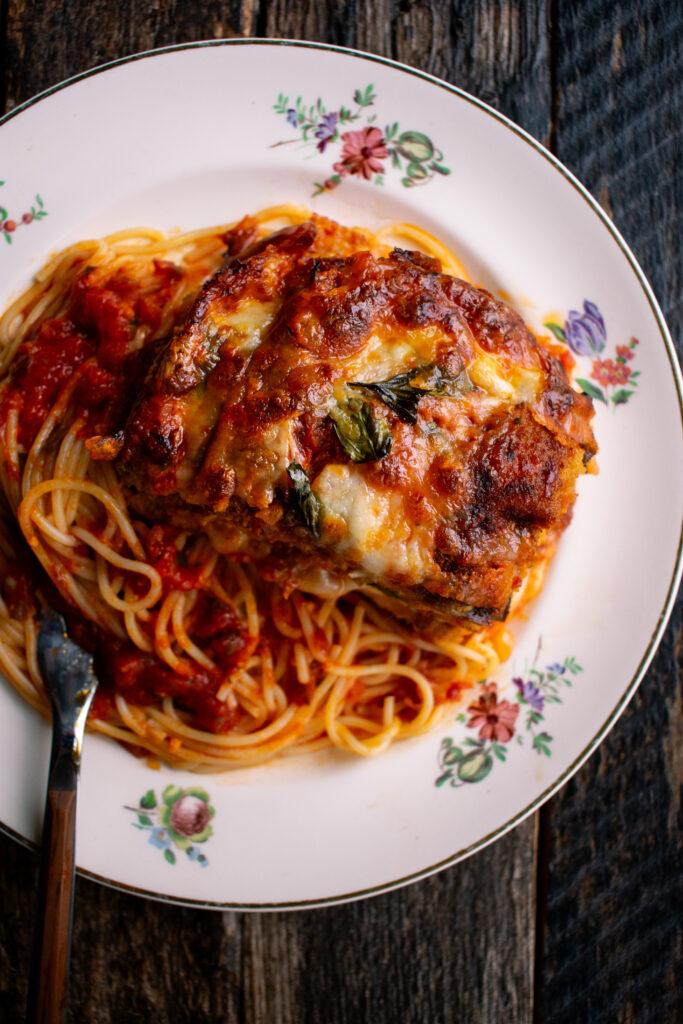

left=552, top=0, right=682, bottom=342
left=540, top=606, right=683, bottom=1023
left=399, top=0, right=552, bottom=146
left=540, top=1, right=683, bottom=1020
left=261, top=0, right=395, bottom=61
left=0, top=830, right=244, bottom=1022
left=0, top=834, right=37, bottom=1019
left=3, top=0, right=258, bottom=112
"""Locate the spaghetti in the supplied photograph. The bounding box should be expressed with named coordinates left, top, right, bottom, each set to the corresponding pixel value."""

left=0, top=206, right=569, bottom=770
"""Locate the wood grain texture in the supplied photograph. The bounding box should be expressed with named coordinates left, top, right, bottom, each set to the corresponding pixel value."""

left=552, top=0, right=682, bottom=341
left=0, top=832, right=38, bottom=1020
left=540, top=606, right=683, bottom=1023
left=3, top=0, right=258, bottom=112
left=395, top=0, right=552, bottom=146
left=261, top=0, right=395, bottom=59
left=539, top=2, right=683, bottom=1021
left=0, top=818, right=538, bottom=1023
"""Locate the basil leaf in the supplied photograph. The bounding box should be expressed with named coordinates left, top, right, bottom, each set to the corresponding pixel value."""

left=349, top=364, right=476, bottom=424
left=429, top=366, right=477, bottom=399
left=349, top=369, right=423, bottom=423
left=287, top=462, right=322, bottom=538
left=330, top=399, right=392, bottom=463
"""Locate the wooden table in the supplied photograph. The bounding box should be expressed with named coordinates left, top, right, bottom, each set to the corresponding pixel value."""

left=1, top=2, right=681, bottom=1021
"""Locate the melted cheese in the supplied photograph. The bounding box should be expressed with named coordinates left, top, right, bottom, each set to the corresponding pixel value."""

left=509, top=366, right=542, bottom=403
left=467, top=350, right=541, bottom=404
left=313, top=464, right=434, bottom=580
left=342, top=325, right=452, bottom=382
left=205, top=299, right=278, bottom=355
left=468, top=351, right=515, bottom=399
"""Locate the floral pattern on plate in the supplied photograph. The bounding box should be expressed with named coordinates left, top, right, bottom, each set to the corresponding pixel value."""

left=544, top=300, right=640, bottom=407
left=0, top=181, right=48, bottom=244
left=272, top=85, right=450, bottom=195
left=126, top=785, right=215, bottom=866
left=436, top=652, right=583, bottom=788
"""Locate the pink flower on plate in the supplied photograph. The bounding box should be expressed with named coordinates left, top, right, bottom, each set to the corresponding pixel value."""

left=612, top=362, right=632, bottom=385
left=333, top=126, right=388, bottom=180
left=592, top=358, right=619, bottom=387
left=467, top=682, right=519, bottom=743
left=170, top=794, right=212, bottom=838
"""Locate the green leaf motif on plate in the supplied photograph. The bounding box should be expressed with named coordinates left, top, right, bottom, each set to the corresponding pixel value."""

left=575, top=378, right=607, bottom=404
left=543, top=321, right=566, bottom=343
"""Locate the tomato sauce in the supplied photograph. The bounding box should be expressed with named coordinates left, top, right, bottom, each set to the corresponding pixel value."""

left=9, top=319, right=92, bottom=448
left=0, top=557, right=37, bottom=618
left=65, top=593, right=251, bottom=735
left=3, top=259, right=187, bottom=450
left=143, top=525, right=205, bottom=593
left=1, top=255, right=262, bottom=736
left=96, top=639, right=243, bottom=734
left=191, top=593, right=254, bottom=672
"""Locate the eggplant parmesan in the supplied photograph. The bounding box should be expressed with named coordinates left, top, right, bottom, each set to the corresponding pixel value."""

left=114, top=216, right=597, bottom=630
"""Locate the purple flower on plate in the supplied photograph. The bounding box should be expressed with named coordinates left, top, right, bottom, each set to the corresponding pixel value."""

left=513, top=677, right=545, bottom=712
left=315, top=112, right=339, bottom=152
left=547, top=662, right=566, bottom=675
left=286, top=108, right=298, bottom=129
left=564, top=300, right=606, bottom=356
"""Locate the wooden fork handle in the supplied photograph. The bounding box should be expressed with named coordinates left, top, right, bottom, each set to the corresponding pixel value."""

left=27, top=762, right=77, bottom=1023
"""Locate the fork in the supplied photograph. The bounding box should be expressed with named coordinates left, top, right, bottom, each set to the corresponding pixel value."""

left=26, top=611, right=98, bottom=1024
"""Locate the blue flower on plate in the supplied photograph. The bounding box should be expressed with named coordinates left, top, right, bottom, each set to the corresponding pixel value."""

left=286, top=108, right=298, bottom=129
left=187, top=846, right=209, bottom=867
left=148, top=827, right=170, bottom=850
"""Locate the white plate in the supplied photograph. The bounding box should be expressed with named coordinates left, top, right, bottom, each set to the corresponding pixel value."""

left=1, top=40, right=681, bottom=909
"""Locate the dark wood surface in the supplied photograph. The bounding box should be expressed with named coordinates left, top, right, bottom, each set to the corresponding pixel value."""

left=0, top=2, right=681, bottom=1021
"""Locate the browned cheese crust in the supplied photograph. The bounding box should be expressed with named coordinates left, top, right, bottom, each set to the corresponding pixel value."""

left=114, top=217, right=597, bottom=628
